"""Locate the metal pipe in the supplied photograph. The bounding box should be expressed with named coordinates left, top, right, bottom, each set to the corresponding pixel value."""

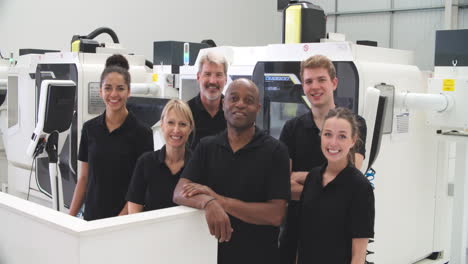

left=130, top=82, right=159, bottom=96
left=396, top=92, right=452, bottom=112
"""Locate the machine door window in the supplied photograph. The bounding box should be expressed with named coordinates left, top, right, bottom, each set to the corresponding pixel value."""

left=253, top=61, right=359, bottom=139
left=270, top=101, right=309, bottom=139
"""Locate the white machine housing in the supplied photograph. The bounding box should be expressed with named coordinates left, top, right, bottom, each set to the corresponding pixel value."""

left=4, top=49, right=166, bottom=208
left=428, top=67, right=468, bottom=129
left=0, top=58, right=9, bottom=191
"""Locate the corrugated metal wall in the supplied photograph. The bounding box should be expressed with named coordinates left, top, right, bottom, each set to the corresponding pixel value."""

left=393, top=9, right=444, bottom=70
left=312, top=0, right=463, bottom=71
left=337, top=14, right=392, bottom=48
left=460, top=7, right=468, bottom=28
left=394, top=0, right=443, bottom=8
left=339, top=0, right=390, bottom=12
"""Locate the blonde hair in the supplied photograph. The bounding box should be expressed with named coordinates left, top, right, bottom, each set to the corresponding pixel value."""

left=198, top=51, right=228, bottom=76
left=300, top=54, right=336, bottom=80
left=161, top=99, right=195, bottom=131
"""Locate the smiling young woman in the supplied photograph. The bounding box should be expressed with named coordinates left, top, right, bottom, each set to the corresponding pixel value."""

left=297, top=107, right=375, bottom=264
left=68, top=54, right=154, bottom=221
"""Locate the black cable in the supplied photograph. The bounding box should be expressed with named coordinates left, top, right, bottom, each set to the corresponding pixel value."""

left=36, top=130, right=60, bottom=199
left=33, top=164, right=52, bottom=199
left=27, top=131, right=60, bottom=200
left=54, top=162, right=60, bottom=210
left=26, top=158, right=35, bottom=201
left=27, top=138, right=49, bottom=200
left=86, top=27, right=120, bottom=43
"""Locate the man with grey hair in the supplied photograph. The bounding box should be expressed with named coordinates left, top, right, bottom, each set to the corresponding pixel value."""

left=187, top=51, right=229, bottom=149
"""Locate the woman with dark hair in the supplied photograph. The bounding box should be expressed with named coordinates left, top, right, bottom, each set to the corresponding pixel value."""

left=298, top=107, right=375, bottom=264
left=69, top=54, right=154, bottom=220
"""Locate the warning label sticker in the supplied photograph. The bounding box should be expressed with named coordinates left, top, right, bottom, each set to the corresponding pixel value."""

left=443, top=79, right=455, bottom=91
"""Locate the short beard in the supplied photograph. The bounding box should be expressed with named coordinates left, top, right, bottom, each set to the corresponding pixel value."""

left=205, top=93, right=221, bottom=101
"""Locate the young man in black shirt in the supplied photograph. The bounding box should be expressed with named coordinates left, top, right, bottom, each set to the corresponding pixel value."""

left=174, top=79, right=290, bottom=264
left=279, top=55, right=367, bottom=263
left=187, top=52, right=228, bottom=149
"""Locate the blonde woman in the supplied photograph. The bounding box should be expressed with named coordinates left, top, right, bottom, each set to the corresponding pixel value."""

left=127, top=99, right=194, bottom=213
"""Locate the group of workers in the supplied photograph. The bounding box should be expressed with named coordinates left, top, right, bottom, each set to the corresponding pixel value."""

left=68, top=51, right=375, bottom=264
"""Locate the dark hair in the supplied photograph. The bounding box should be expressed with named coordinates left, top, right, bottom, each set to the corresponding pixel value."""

left=322, top=107, right=362, bottom=165
left=100, top=54, right=131, bottom=88
left=105, top=54, right=129, bottom=70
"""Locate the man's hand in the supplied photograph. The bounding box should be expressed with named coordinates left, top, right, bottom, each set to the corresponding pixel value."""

left=178, top=181, right=232, bottom=241
left=182, top=182, right=217, bottom=198
left=205, top=200, right=233, bottom=243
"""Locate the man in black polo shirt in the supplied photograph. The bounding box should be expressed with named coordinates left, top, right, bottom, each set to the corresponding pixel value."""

left=279, top=55, right=367, bottom=263
left=187, top=51, right=228, bottom=149
left=174, top=79, right=290, bottom=264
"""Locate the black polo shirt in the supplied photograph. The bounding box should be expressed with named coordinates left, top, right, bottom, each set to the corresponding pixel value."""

left=280, top=110, right=367, bottom=172
left=181, top=128, right=290, bottom=264
left=298, top=164, right=375, bottom=264
left=187, top=93, right=226, bottom=150
left=78, top=111, right=154, bottom=221
left=126, top=145, right=191, bottom=211
left=279, top=110, right=367, bottom=264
